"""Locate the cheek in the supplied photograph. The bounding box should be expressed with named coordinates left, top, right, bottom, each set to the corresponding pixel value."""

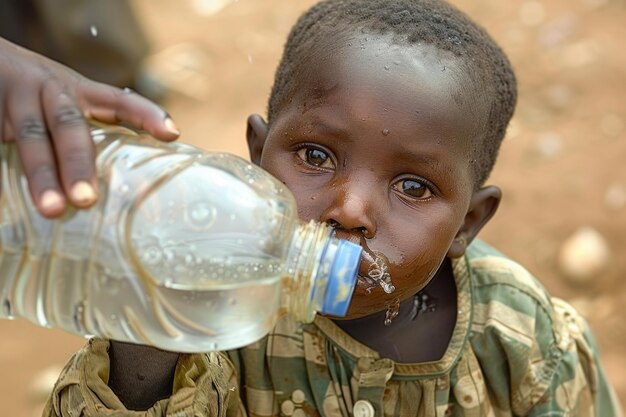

left=377, top=211, right=458, bottom=284
left=291, top=186, right=330, bottom=221
left=260, top=152, right=329, bottom=222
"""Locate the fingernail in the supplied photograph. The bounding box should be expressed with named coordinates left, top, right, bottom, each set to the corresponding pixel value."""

left=70, top=181, right=97, bottom=205
left=164, top=117, right=180, bottom=136
left=40, top=190, right=65, bottom=212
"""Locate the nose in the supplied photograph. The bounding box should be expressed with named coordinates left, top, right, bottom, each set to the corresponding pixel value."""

left=320, top=182, right=377, bottom=239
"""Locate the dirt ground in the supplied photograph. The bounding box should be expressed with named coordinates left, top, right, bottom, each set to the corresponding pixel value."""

left=1, top=0, right=624, bottom=416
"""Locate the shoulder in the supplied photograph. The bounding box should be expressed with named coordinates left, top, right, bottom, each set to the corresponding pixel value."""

left=465, top=239, right=558, bottom=346
left=465, top=239, right=552, bottom=309
left=462, top=240, right=617, bottom=416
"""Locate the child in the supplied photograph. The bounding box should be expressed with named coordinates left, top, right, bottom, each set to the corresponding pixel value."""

left=3, top=0, right=621, bottom=416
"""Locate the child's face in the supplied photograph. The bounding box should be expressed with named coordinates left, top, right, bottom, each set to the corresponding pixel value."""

left=248, top=34, right=495, bottom=319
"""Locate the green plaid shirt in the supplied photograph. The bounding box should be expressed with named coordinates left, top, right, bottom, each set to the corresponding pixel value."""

left=43, top=240, right=622, bottom=417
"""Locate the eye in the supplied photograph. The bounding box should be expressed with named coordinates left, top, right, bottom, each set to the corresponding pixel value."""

left=296, top=146, right=335, bottom=169
left=392, top=178, right=433, bottom=200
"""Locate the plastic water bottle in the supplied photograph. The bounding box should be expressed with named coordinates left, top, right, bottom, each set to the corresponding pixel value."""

left=0, top=124, right=361, bottom=352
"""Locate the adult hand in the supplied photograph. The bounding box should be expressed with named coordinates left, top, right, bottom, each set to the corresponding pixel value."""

left=0, top=37, right=180, bottom=217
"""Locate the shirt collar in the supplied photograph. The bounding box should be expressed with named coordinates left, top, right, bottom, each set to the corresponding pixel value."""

left=313, top=254, right=473, bottom=377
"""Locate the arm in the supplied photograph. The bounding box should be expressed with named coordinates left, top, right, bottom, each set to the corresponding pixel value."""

left=0, top=36, right=180, bottom=217
left=108, top=341, right=180, bottom=411
left=43, top=339, right=247, bottom=417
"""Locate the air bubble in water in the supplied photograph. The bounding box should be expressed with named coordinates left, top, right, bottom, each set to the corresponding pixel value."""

left=103, top=275, right=121, bottom=295
left=142, top=245, right=163, bottom=265
left=90, top=25, right=98, bottom=37
left=188, top=201, right=216, bottom=230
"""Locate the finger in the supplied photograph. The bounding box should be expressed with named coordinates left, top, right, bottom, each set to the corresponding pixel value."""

left=77, top=80, right=180, bottom=141
left=6, top=87, right=66, bottom=217
left=42, top=80, right=98, bottom=209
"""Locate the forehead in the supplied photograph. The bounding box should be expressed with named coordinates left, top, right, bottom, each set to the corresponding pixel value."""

left=290, top=33, right=489, bottom=156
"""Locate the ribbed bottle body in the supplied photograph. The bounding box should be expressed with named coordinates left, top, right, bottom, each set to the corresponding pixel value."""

left=0, top=125, right=359, bottom=352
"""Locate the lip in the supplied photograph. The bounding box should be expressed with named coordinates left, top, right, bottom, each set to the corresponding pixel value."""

left=330, top=228, right=396, bottom=294
left=331, top=229, right=375, bottom=274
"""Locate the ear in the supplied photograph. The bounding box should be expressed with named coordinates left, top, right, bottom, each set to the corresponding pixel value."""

left=246, top=114, right=269, bottom=165
left=448, top=185, right=502, bottom=258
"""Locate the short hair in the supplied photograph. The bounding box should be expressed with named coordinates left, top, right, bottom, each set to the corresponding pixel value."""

left=267, top=0, right=517, bottom=187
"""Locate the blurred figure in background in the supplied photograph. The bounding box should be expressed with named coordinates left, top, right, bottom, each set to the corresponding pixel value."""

left=0, top=0, right=149, bottom=92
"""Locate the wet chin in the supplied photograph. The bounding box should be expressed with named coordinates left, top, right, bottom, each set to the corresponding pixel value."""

left=324, top=296, right=390, bottom=321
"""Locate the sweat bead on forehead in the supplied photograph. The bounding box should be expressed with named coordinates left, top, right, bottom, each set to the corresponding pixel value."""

left=267, top=0, right=517, bottom=188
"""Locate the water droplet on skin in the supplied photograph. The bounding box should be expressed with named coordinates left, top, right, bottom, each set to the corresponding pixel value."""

left=90, top=25, right=98, bottom=37
left=358, top=249, right=396, bottom=294
left=382, top=129, right=390, bottom=136
left=384, top=298, right=400, bottom=326
left=123, top=87, right=133, bottom=94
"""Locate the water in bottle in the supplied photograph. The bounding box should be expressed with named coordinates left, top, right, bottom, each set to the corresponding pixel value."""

left=0, top=124, right=362, bottom=352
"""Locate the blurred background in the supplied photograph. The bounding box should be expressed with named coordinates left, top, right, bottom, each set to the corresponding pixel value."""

left=0, top=0, right=624, bottom=415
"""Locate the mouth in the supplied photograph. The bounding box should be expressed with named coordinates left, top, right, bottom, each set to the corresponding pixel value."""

left=330, top=229, right=396, bottom=295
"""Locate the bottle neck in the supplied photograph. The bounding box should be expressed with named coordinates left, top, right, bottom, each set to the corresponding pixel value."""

left=284, top=220, right=339, bottom=322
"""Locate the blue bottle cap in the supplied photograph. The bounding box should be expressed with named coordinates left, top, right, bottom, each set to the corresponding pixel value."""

left=321, top=240, right=362, bottom=317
